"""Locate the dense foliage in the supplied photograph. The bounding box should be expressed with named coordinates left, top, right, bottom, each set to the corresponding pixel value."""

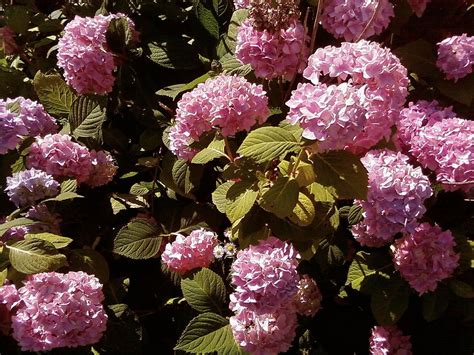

left=0, top=0, right=473, bottom=353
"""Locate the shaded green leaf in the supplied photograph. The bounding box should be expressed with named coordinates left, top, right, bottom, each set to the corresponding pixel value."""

left=212, top=181, right=235, bottom=214
left=69, top=95, right=107, bottom=138
left=192, top=140, right=227, bottom=164
left=70, top=249, right=110, bottom=283
left=33, top=72, right=76, bottom=116
left=260, top=177, right=299, bottom=218
left=449, top=279, right=474, bottom=298
left=149, top=40, right=201, bottom=70
left=113, top=220, right=162, bottom=260
left=181, top=268, right=226, bottom=313
left=288, top=191, right=315, bottom=227
left=226, top=181, right=258, bottom=222
left=422, top=286, right=450, bottom=322
left=348, top=204, right=364, bottom=225
left=371, top=278, right=410, bottom=325
left=26, top=233, right=72, bottom=249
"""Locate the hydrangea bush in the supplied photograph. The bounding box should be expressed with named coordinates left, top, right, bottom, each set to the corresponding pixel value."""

left=0, top=0, right=472, bottom=354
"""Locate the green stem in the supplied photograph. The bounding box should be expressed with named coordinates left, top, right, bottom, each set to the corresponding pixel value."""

left=288, top=149, right=305, bottom=177
left=223, top=136, right=235, bottom=163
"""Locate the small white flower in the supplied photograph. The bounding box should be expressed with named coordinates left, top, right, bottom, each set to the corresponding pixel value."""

left=213, top=245, right=225, bottom=259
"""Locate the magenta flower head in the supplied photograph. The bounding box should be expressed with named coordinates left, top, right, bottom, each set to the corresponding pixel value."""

left=369, top=325, right=412, bottom=355
left=86, top=150, right=118, bottom=187
left=57, top=14, right=137, bottom=95
left=169, top=75, right=269, bottom=159
left=233, top=0, right=250, bottom=9
left=407, top=0, right=431, bottom=17
left=294, top=274, right=322, bottom=317
left=321, top=0, right=394, bottom=42
left=4, top=271, right=107, bottom=352
left=5, top=168, right=60, bottom=207
left=7, top=97, right=57, bottom=137
left=236, top=19, right=308, bottom=80
left=230, top=307, right=298, bottom=355
left=229, top=236, right=300, bottom=314
left=393, top=223, right=459, bottom=295
left=410, top=117, right=474, bottom=192
left=161, top=228, right=218, bottom=275
left=351, top=149, right=432, bottom=247
left=26, top=134, right=93, bottom=183
left=437, top=34, right=474, bottom=82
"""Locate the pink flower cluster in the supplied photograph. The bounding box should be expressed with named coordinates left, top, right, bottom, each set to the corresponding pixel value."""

left=236, top=19, right=308, bottom=80
left=410, top=117, right=474, bottom=192
left=287, top=82, right=369, bottom=151
left=393, top=223, right=459, bottom=295
left=0, top=26, right=18, bottom=55
left=436, top=34, right=474, bottom=81
left=321, top=0, right=394, bottom=42
left=0, top=97, right=57, bottom=154
left=394, top=100, right=456, bottom=154
left=5, top=168, right=60, bottom=207
left=294, top=274, right=322, bottom=317
left=298, top=40, right=408, bottom=153
left=351, top=150, right=432, bottom=247
left=369, top=326, right=412, bottom=355
left=161, top=228, right=218, bottom=275
left=57, top=14, right=136, bottom=95
left=229, top=237, right=300, bottom=354
left=407, top=0, right=431, bottom=17
left=27, top=134, right=117, bottom=186
left=169, top=75, right=269, bottom=160
left=0, top=271, right=107, bottom=352
left=233, top=0, right=250, bottom=9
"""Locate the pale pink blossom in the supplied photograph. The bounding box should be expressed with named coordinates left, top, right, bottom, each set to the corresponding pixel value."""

left=369, top=325, right=412, bottom=355
left=437, top=34, right=474, bottom=81
left=294, top=275, right=322, bottom=317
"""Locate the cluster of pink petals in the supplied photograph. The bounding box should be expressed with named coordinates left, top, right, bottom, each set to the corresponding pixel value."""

left=57, top=14, right=136, bottom=95
left=407, top=0, right=431, bottom=17
left=369, top=325, right=412, bottom=355
left=302, top=40, right=408, bottom=153
left=351, top=149, right=432, bottom=247
left=286, top=82, right=370, bottom=151
left=321, top=0, right=394, bottom=42
left=294, top=274, right=322, bottom=317
left=0, top=26, right=18, bottom=55
left=233, top=0, right=250, bottom=9
left=236, top=19, right=308, bottom=80
left=169, top=75, right=269, bottom=159
left=0, top=97, right=57, bottom=154
left=161, top=228, right=218, bottom=275
left=5, top=168, right=60, bottom=207
left=229, top=236, right=300, bottom=313
left=0, top=271, right=107, bottom=351
left=436, top=34, right=474, bottom=82
left=230, top=307, right=298, bottom=355
left=410, top=117, right=474, bottom=192
left=26, top=134, right=117, bottom=186
left=393, top=223, right=459, bottom=295
left=394, top=100, right=456, bottom=154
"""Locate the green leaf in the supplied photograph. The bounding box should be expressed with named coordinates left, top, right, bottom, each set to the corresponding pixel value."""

left=192, top=140, right=227, bottom=164
left=212, top=181, right=235, bottom=214
left=260, top=177, right=299, bottom=218
left=226, top=181, right=258, bottom=222
left=295, top=162, right=316, bottom=187
left=346, top=251, right=391, bottom=293
left=181, top=268, right=226, bottom=313
left=42, top=192, right=83, bottom=202
left=69, top=95, right=107, bottom=139
left=0, top=269, right=7, bottom=287
left=449, top=279, right=474, bottom=298
left=288, top=191, right=315, bottom=227
left=312, top=150, right=368, bottom=200
left=174, top=313, right=234, bottom=353
left=69, top=249, right=110, bottom=283
left=33, top=72, right=76, bottom=116
left=113, top=220, right=162, bottom=260
left=5, top=239, right=67, bottom=274
left=348, top=204, right=364, bottom=225
left=435, top=74, right=474, bottom=106
left=156, top=72, right=211, bottom=99
left=5, top=6, right=30, bottom=34
left=195, top=0, right=220, bottom=39
left=222, top=9, right=248, bottom=54
left=0, top=218, right=37, bottom=238
left=60, top=179, right=77, bottom=193
left=106, top=17, right=133, bottom=52
left=371, top=278, right=410, bottom=325
left=238, top=127, right=301, bottom=164
left=422, top=286, right=450, bottom=322
left=220, top=54, right=252, bottom=76
left=149, top=40, right=201, bottom=70
left=130, top=182, right=153, bottom=196
left=393, top=39, right=439, bottom=79
left=25, top=233, right=72, bottom=249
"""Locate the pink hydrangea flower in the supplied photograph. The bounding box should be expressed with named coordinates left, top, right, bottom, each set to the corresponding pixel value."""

left=303, top=40, right=408, bottom=153
left=393, top=223, right=459, bottom=295
left=286, top=82, right=370, bottom=151
left=161, top=228, right=218, bottom=275
left=0, top=284, right=20, bottom=311
left=236, top=19, right=308, bottom=80
left=57, top=14, right=136, bottom=94
left=26, top=134, right=93, bottom=183
left=369, top=326, right=412, bottom=355
left=351, top=150, right=432, bottom=247
left=86, top=150, right=117, bottom=187
left=7, top=271, right=107, bottom=352
left=0, top=103, right=27, bottom=154
left=234, top=0, right=250, bottom=9
left=169, top=75, right=269, bottom=159
left=230, top=307, right=298, bottom=355
left=394, top=100, right=456, bottom=154
left=321, top=0, right=394, bottom=42
left=229, top=236, right=300, bottom=314
left=437, top=34, right=474, bottom=82
left=0, top=26, right=18, bottom=55
left=5, top=168, right=60, bottom=207
left=410, top=117, right=474, bottom=192
left=294, top=275, right=322, bottom=317
left=407, top=0, right=431, bottom=17
left=6, top=97, right=57, bottom=137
